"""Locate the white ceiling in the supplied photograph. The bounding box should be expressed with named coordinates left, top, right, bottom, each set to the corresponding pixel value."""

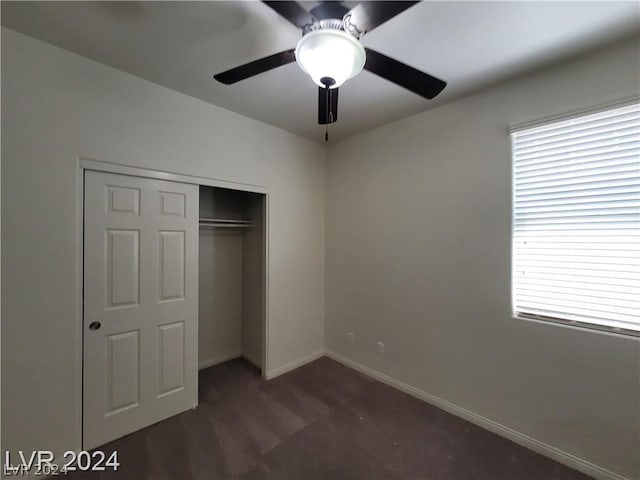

left=2, top=1, right=639, bottom=142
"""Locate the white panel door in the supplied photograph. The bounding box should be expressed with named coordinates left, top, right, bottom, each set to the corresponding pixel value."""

left=83, top=171, right=198, bottom=449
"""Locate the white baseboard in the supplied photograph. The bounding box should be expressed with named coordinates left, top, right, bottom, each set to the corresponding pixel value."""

left=265, top=349, right=325, bottom=380
left=242, top=352, right=262, bottom=369
left=325, top=350, right=627, bottom=480
left=198, top=351, right=242, bottom=370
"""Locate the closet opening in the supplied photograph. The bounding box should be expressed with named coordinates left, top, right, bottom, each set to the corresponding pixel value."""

left=198, top=186, right=266, bottom=374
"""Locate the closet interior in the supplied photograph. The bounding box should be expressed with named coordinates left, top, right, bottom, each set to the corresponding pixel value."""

left=198, top=186, right=265, bottom=372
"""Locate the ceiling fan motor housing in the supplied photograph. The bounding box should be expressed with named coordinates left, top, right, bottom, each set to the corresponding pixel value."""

left=302, top=18, right=345, bottom=35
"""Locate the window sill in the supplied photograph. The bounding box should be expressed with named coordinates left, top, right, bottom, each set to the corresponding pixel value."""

left=513, top=313, right=640, bottom=339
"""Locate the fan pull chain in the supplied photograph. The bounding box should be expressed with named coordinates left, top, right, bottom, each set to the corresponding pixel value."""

left=325, top=84, right=330, bottom=143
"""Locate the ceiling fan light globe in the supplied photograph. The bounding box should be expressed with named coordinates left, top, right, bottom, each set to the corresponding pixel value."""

left=295, top=29, right=366, bottom=89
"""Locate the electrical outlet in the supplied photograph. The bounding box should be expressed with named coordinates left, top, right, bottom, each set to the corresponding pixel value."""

left=376, top=341, right=385, bottom=354
left=347, top=332, right=355, bottom=343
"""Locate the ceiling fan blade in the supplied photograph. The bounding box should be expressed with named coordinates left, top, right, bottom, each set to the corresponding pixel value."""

left=318, top=87, right=339, bottom=125
left=262, top=1, right=316, bottom=29
left=343, top=1, right=419, bottom=35
left=364, top=48, right=446, bottom=99
left=214, top=49, right=296, bottom=85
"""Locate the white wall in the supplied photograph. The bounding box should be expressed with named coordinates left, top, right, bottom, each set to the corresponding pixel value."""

left=198, top=229, right=243, bottom=367
left=242, top=197, right=266, bottom=367
left=1, top=27, right=325, bottom=460
left=326, top=37, right=640, bottom=479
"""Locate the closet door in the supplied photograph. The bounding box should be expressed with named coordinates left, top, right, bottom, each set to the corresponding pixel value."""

left=83, top=171, right=198, bottom=449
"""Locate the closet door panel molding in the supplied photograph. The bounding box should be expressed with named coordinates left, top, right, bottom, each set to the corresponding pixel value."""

left=158, top=230, right=186, bottom=301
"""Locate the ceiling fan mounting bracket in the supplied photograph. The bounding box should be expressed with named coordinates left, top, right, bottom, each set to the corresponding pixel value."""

left=309, top=1, right=351, bottom=23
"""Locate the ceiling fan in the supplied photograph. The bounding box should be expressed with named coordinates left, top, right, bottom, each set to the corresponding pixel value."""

left=214, top=1, right=446, bottom=138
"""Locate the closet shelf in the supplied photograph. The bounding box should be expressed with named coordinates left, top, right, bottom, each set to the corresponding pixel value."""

left=199, top=224, right=251, bottom=229
left=199, top=218, right=253, bottom=228
left=199, top=218, right=251, bottom=224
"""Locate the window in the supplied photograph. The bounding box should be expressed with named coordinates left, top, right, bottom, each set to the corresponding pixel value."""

left=511, top=102, right=640, bottom=335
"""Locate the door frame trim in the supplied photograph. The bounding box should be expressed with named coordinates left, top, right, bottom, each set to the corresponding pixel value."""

left=76, top=157, right=271, bottom=448
left=79, top=157, right=268, bottom=194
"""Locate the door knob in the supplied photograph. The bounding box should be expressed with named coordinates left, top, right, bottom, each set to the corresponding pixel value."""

left=89, top=321, right=102, bottom=331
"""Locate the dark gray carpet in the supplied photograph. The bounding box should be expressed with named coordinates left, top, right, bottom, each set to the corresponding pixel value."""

left=70, top=356, right=592, bottom=479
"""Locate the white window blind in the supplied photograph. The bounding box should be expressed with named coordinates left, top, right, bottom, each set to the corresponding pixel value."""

left=511, top=102, right=640, bottom=335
